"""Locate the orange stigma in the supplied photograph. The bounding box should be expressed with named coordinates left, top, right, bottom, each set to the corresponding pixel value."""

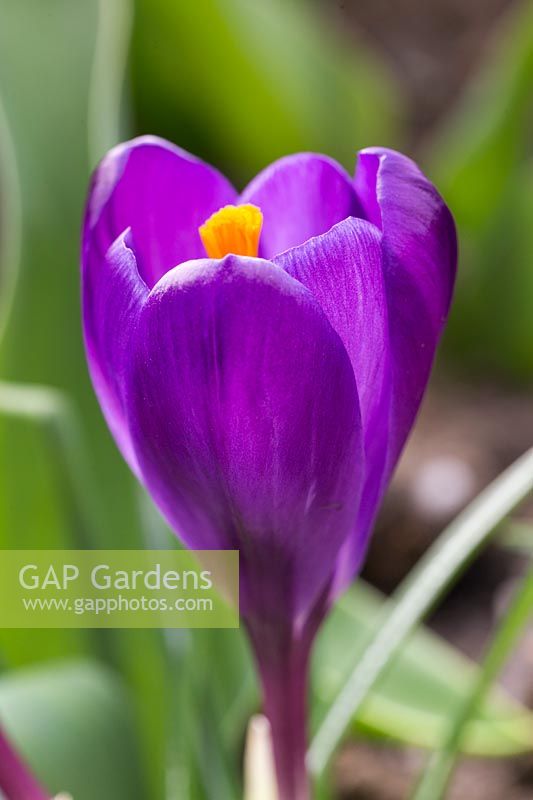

left=199, top=204, right=263, bottom=259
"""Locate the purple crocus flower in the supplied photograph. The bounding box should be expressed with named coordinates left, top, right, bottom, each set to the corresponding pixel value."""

left=0, top=727, right=50, bottom=800
left=82, top=136, right=456, bottom=800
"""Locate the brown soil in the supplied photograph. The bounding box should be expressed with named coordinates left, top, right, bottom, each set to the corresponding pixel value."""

left=334, top=742, right=533, bottom=800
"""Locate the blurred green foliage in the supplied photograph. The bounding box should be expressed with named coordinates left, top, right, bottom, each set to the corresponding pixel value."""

left=0, top=0, right=532, bottom=798
left=131, top=0, right=400, bottom=183
left=0, top=98, right=20, bottom=345
left=0, top=2, right=165, bottom=796
left=0, top=660, right=147, bottom=800
left=313, top=581, right=533, bottom=757
left=429, top=1, right=533, bottom=380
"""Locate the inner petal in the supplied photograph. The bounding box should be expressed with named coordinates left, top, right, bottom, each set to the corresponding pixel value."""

left=199, top=204, right=263, bottom=259
left=239, top=153, right=362, bottom=259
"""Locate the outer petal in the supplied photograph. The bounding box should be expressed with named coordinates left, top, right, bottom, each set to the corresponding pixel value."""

left=125, top=255, right=363, bottom=623
left=83, top=135, right=237, bottom=287
left=355, top=147, right=457, bottom=473
left=82, top=230, right=148, bottom=474
left=274, top=218, right=391, bottom=590
left=240, top=154, right=363, bottom=259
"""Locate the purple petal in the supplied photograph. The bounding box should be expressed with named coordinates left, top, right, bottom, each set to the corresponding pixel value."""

left=274, top=218, right=389, bottom=464
left=240, top=154, right=362, bottom=259
left=274, top=218, right=392, bottom=591
left=125, top=255, right=363, bottom=622
left=0, top=727, right=49, bottom=800
left=355, top=147, right=457, bottom=473
left=83, top=135, right=237, bottom=287
left=82, top=230, right=148, bottom=475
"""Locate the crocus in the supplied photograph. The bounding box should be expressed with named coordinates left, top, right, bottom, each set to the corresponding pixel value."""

left=82, top=136, right=456, bottom=800
left=0, top=726, right=50, bottom=800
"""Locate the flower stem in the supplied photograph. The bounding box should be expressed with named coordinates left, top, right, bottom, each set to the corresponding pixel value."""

left=250, top=629, right=311, bottom=800
left=0, top=727, right=50, bottom=800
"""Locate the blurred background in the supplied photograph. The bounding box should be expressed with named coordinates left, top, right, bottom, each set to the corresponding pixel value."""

left=0, top=1, right=532, bottom=798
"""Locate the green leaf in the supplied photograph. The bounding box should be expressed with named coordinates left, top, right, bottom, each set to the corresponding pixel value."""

left=131, top=0, right=400, bottom=184
left=139, top=495, right=258, bottom=799
left=0, top=383, right=97, bottom=664
left=88, top=0, right=133, bottom=163
left=412, top=564, right=533, bottom=800
left=0, top=382, right=167, bottom=798
left=313, top=580, right=533, bottom=756
left=309, top=447, right=533, bottom=776
left=0, top=96, right=21, bottom=345
left=0, top=659, right=148, bottom=800
left=0, top=0, right=142, bottom=550
left=166, top=629, right=248, bottom=800
left=0, top=382, right=106, bottom=549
